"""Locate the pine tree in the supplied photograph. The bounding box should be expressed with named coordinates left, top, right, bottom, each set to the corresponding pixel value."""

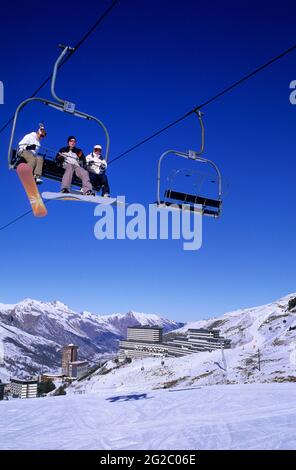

left=38, top=380, right=56, bottom=396
left=53, top=385, right=67, bottom=396
left=288, top=297, right=296, bottom=311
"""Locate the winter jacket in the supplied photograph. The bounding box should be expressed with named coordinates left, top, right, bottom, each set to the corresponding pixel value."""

left=55, top=146, right=86, bottom=169
left=18, top=132, right=41, bottom=155
left=85, top=152, right=107, bottom=175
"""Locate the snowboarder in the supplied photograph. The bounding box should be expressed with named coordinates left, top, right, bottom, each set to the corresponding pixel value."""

left=85, top=145, right=110, bottom=197
left=55, top=136, right=94, bottom=195
left=17, top=123, right=47, bottom=184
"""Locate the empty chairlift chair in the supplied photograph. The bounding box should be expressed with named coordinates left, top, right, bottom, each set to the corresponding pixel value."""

left=156, top=111, right=222, bottom=218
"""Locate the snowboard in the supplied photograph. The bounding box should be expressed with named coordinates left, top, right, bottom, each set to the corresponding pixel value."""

left=17, top=163, right=47, bottom=217
left=41, top=191, right=123, bottom=207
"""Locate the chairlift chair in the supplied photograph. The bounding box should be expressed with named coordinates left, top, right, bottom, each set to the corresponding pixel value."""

left=8, top=44, right=110, bottom=191
left=156, top=111, right=222, bottom=218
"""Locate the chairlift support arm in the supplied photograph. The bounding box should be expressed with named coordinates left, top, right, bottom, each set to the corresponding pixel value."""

left=51, top=45, right=75, bottom=104
left=194, top=110, right=205, bottom=156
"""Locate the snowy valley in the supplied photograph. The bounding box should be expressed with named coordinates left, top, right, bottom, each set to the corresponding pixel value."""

left=1, top=293, right=296, bottom=450
left=0, top=299, right=182, bottom=381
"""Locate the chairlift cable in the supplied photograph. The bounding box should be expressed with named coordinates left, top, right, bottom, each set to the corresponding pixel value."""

left=0, top=0, right=120, bottom=135
left=109, top=41, right=296, bottom=166
left=2, top=40, right=296, bottom=231
left=0, top=201, right=52, bottom=232
left=0, top=1, right=120, bottom=230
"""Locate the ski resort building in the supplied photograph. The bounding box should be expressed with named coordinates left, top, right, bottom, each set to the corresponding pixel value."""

left=62, top=344, right=78, bottom=376
left=61, top=344, right=88, bottom=379
left=127, top=326, right=163, bottom=343
left=10, top=378, right=38, bottom=399
left=164, top=329, right=231, bottom=355
left=119, top=326, right=166, bottom=359
left=41, top=373, right=64, bottom=382
left=68, top=360, right=88, bottom=379
left=188, top=328, right=231, bottom=350
left=119, top=326, right=231, bottom=359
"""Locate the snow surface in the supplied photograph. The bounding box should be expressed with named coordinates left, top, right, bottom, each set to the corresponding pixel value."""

left=1, top=293, right=296, bottom=450
left=0, top=383, right=296, bottom=450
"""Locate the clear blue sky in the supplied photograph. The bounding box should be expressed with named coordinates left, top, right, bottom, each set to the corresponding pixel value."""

left=0, top=0, right=296, bottom=321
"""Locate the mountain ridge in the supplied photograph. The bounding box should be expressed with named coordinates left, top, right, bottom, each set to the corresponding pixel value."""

left=70, top=292, right=296, bottom=393
left=0, top=298, right=183, bottom=380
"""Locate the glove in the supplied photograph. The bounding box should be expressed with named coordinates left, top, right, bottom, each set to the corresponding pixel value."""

left=26, top=144, right=36, bottom=151
left=88, top=160, right=95, bottom=164
left=56, top=155, right=65, bottom=163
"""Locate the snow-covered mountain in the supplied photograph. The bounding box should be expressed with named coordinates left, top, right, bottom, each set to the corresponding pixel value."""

left=2, top=291, right=296, bottom=450
left=70, top=292, right=296, bottom=393
left=2, top=293, right=296, bottom=385
left=0, top=298, right=183, bottom=381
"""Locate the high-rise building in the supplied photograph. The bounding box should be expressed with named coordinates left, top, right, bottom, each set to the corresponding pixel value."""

left=62, top=344, right=78, bottom=376
left=127, top=326, right=163, bottom=343
left=119, top=326, right=166, bottom=359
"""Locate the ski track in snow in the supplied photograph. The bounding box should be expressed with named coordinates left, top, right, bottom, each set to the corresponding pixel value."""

left=1, top=383, right=296, bottom=450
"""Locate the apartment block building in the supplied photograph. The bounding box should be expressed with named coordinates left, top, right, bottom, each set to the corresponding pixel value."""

left=10, top=378, right=38, bottom=399
left=119, top=326, right=231, bottom=359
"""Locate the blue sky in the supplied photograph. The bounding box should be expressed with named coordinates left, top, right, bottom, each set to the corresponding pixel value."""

left=0, top=0, right=296, bottom=321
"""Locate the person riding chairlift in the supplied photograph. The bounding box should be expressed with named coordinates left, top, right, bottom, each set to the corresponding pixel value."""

left=17, top=123, right=47, bottom=184
left=85, top=144, right=110, bottom=197
left=55, top=136, right=94, bottom=196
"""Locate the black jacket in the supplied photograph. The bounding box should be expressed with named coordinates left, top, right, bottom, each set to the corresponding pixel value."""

left=55, top=146, right=86, bottom=169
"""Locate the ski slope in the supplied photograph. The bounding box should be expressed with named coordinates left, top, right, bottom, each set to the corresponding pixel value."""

left=1, top=383, right=296, bottom=450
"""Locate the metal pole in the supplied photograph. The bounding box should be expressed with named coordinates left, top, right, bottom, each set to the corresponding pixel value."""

left=221, top=344, right=227, bottom=371
left=157, top=150, right=184, bottom=204
left=194, top=110, right=205, bottom=156
left=51, top=45, right=75, bottom=104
